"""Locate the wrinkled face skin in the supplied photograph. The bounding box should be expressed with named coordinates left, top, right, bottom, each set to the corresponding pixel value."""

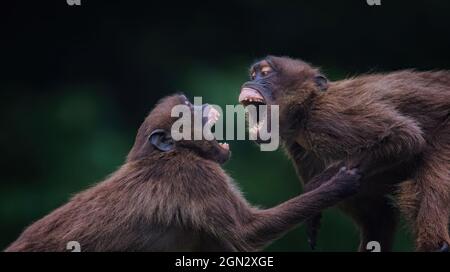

left=128, top=95, right=230, bottom=164
left=239, top=56, right=328, bottom=137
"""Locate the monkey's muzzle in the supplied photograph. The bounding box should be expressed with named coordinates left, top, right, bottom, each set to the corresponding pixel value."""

left=201, top=104, right=229, bottom=151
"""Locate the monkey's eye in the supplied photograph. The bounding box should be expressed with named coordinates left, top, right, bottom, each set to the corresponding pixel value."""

left=260, top=66, right=272, bottom=77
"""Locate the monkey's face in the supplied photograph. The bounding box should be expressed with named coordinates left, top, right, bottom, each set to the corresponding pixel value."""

left=128, top=95, right=230, bottom=164
left=239, top=56, right=328, bottom=138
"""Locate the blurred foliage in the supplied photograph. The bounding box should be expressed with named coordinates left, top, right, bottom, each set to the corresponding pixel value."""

left=1, top=0, right=449, bottom=251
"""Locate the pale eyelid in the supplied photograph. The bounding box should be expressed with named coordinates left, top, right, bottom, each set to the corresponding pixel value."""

left=261, top=66, right=272, bottom=74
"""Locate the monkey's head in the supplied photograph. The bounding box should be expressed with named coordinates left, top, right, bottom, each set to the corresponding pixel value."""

left=239, top=56, right=328, bottom=138
left=127, top=95, right=231, bottom=165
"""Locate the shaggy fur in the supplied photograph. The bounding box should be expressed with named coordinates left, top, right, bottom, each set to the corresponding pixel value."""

left=5, top=95, right=361, bottom=252
left=240, top=56, right=450, bottom=251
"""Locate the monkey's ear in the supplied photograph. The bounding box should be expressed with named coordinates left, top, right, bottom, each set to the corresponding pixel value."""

left=149, top=129, right=174, bottom=152
left=314, top=75, right=328, bottom=91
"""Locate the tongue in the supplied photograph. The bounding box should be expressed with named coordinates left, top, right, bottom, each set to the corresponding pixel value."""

left=239, top=87, right=264, bottom=103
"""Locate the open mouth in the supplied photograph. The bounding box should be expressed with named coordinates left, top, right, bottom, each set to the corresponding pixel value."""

left=239, top=87, right=266, bottom=106
left=203, top=105, right=230, bottom=151
left=239, top=87, right=268, bottom=138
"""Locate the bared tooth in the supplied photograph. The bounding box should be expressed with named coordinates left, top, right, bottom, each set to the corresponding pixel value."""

left=239, top=87, right=264, bottom=103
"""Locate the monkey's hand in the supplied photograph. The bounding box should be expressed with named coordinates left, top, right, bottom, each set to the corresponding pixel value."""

left=328, top=167, right=362, bottom=197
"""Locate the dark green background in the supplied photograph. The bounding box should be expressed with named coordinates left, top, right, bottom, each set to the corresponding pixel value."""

left=2, top=0, right=449, bottom=251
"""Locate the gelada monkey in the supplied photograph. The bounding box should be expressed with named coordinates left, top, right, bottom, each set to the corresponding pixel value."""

left=6, top=94, right=361, bottom=252
left=239, top=56, right=450, bottom=252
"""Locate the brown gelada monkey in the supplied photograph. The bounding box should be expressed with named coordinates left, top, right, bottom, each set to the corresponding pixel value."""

left=6, top=94, right=361, bottom=252
left=239, top=56, right=450, bottom=252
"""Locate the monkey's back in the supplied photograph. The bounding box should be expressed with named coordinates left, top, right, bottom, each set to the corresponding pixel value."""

left=329, top=70, right=450, bottom=135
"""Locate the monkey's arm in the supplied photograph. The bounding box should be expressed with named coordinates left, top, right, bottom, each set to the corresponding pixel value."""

left=300, top=104, right=426, bottom=249
left=311, top=102, right=426, bottom=177
left=239, top=166, right=361, bottom=251
left=285, top=142, right=326, bottom=184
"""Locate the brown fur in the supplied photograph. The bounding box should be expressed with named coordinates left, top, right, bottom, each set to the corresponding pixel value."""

left=240, top=56, right=450, bottom=251
left=5, top=94, right=361, bottom=252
